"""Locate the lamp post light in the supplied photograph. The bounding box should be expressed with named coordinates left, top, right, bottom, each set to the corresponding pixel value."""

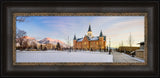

left=109, top=37, right=111, bottom=55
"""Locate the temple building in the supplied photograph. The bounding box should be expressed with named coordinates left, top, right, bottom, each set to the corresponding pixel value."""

left=73, top=25, right=106, bottom=51
left=135, top=42, right=145, bottom=59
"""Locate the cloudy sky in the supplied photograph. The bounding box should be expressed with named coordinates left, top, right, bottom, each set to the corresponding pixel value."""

left=16, top=16, right=144, bottom=48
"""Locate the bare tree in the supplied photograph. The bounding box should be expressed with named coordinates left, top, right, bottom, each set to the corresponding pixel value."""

left=121, top=41, right=123, bottom=47
left=16, top=29, right=26, bottom=38
left=31, top=41, right=37, bottom=49
left=16, top=16, right=27, bottom=39
left=16, top=16, right=29, bottom=22
left=22, top=39, right=29, bottom=49
left=128, top=33, right=134, bottom=47
left=16, top=29, right=27, bottom=49
left=128, top=33, right=134, bottom=52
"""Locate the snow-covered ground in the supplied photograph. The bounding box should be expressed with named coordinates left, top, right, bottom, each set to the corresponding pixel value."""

left=16, top=50, right=113, bottom=63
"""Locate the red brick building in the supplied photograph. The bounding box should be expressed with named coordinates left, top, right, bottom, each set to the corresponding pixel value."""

left=73, top=25, right=106, bottom=51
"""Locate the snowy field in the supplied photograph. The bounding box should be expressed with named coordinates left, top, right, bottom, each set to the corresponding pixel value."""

left=16, top=50, right=113, bottom=63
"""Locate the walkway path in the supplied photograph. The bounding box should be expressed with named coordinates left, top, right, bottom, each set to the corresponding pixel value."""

left=112, top=51, right=143, bottom=63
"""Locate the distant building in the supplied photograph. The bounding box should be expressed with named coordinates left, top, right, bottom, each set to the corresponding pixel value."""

left=139, top=42, right=144, bottom=49
left=136, top=42, right=145, bottom=59
left=118, top=46, right=140, bottom=52
left=37, top=43, right=55, bottom=50
left=39, top=44, right=46, bottom=50
left=45, top=43, right=54, bottom=50
left=73, top=25, right=106, bottom=51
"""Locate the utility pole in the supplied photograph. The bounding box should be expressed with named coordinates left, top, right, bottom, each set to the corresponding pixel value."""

left=121, top=40, right=123, bottom=52
left=128, top=32, right=134, bottom=52
left=129, top=32, right=132, bottom=47
left=108, top=38, right=110, bottom=52
left=109, top=38, right=111, bottom=54
left=68, top=36, right=71, bottom=52
left=70, top=36, right=71, bottom=52
left=68, top=36, right=69, bottom=47
left=121, top=41, right=123, bottom=47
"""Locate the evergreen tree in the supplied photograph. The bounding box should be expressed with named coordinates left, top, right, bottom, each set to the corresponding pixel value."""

left=44, top=47, right=47, bottom=50
left=56, top=42, right=61, bottom=50
left=40, top=44, right=43, bottom=50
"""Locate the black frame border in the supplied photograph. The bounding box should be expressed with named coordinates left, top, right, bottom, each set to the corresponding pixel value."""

left=1, top=0, right=159, bottom=77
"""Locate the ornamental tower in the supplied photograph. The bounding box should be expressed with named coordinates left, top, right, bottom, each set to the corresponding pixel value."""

left=73, top=35, right=77, bottom=49
left=87, top=24, right=93, bottom=37
left=99, top=30, right=104, bottom=49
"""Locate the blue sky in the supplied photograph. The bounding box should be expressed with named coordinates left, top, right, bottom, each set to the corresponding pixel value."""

left=16, top=16, right=144, bottom=48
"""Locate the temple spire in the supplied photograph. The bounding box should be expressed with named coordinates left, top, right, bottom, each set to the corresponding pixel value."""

left=73, top=35, right=76, bottom=40
left=100, top=30, right=103, bottom=37
left=88, top=24, right=92, bottom=32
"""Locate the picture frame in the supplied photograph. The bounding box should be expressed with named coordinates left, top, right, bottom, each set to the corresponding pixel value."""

left=13, top=13, right=147, bottom=66
left=1, top=0, right=159, bottom=77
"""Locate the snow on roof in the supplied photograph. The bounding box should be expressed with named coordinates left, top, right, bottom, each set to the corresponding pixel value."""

left=90, top=37, right=99, bottom=41
left=76, top=36, right=99, bottom=42
left=76, top=35, right=106, bottom=42
left=77, top=38, right=83, bottom=42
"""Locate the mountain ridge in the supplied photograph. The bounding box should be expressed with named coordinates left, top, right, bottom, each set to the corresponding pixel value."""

left=17, top=36, right=69, bottom=47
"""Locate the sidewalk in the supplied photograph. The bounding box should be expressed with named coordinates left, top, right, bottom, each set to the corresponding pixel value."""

left=112, top=51, right=144, bottom=63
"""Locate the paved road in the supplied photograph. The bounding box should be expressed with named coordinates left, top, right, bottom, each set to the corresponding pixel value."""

left=112, top=51, right=142, bottom=63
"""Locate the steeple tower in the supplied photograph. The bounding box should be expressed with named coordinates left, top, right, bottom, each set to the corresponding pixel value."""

left=99, top=30, right=104, bottom=49
left=88, top=24, right=92, bottom=32
left=73, top=35, right=77, bottom=49
left=73, top=35, right=76, bottom=40
left=87, top=24, right=93, bottom=37
left=99, top=30, right=103, bottom=37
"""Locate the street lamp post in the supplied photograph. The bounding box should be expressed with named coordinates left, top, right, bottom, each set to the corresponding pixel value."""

left=109, top=38, right=111, bottom=55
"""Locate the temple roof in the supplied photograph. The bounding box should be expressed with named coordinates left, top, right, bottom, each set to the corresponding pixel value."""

left=76, top=36, right=106, bottom=42
left=89, top=36, right=99, bottom=41
left=76, top=26, right=106, bottom=42
left=77, top=38, right=83, bottom=42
